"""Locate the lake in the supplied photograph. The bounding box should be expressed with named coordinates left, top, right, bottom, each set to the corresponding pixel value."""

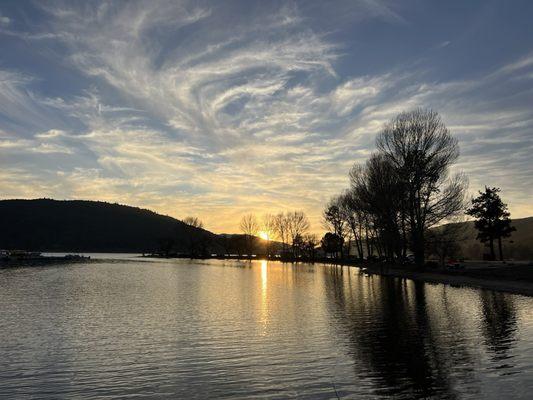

left=1, top=257, right=532, bottom=399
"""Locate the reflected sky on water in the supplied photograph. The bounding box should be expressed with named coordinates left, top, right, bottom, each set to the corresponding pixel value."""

left=1, top=258, right=532, bottom=399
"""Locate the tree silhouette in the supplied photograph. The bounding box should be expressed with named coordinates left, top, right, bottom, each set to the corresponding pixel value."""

left=350, top=154, right=406, bottom=263
left=376, top=108, right=466, bottom=267
left=338, top=190, right=366, bottom=260
left=182, top=216, right=206, bottom=257
left=286, top=211, right=310, bottom=257
left=323, top=197, right=349, bottom=259
left=261, top=214, right=277, bottom=258
left=182, top=216, right=204, bottom=229
left=329, top=109, right=466, bottom=267
left=240, top=214, right=259, bottom=256
left=321, top=232, right=344, bottom=259
left=273, top=212, right=290, bottom=255
left=466, top=187, right=515, bottom=261
left=302, top=233, right=319, bottom=260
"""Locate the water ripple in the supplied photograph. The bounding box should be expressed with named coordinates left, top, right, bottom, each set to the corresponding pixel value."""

left=1, top=259, right=532, bottom=399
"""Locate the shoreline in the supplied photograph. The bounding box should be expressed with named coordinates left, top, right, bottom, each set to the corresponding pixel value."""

left=3, top=252, right=532, bottom=297
left=360, top=265, right=533, bottom=297
left=145, top=254, right=533, bottom=297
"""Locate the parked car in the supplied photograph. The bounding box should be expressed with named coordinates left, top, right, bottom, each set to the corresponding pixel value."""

left=446, top=258, right=464, bottom=271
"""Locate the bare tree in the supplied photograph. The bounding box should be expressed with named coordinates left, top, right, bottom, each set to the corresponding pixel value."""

left=261, top=214, right=276, bottom=238
left=349, top=164, right=377, bottom=259
left=262, top=213, right=277, bottom=257
left=376, top=108, right=467, bottom=267
left=351, top=154, right=406, bottom=262
left=182, top=216, right=205, bottom=257
left=338, top=191, right=366, bottom=260
left=240, top=214, right=259, bottom=256
left=286, top=211, right=310, bottom=257
left=273, top=212, right=290, bottom=255
left=323, top=196, right=349, bottom=259
left=240, top=213, right=259, bottom=236
left=302, top=233, right=319, bottom=260
left=183, top=216, right=204, bottom=229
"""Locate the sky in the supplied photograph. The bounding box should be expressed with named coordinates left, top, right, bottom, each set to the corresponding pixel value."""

left=0, top=0, right=532, bottom=234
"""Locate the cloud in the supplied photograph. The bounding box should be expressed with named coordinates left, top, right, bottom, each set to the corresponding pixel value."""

left=497, top=52, right=533, bottom=75
left=331, top=75, right=392, bottom=116
left=0, top=71, right=60, bottom=133
left=0, top=13, right=10, bottom=26
left=359, top=0, right=407, bottom=25
left=0, top=1, right=532, bottom=233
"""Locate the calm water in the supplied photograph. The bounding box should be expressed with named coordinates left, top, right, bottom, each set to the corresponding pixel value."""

left=1, top=257, right=532, bottom=399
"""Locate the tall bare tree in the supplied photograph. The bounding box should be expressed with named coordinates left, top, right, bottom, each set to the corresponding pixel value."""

left=286, top=211, right=310, bottom=257
left=376, top=108, right=467, bottom=267
left=262, top=213, right=277, bottom=257
left=351, top=154, right=406, bottom=262
left=323, top=196, right=349, bottom=259
left=338, top=191, right=365, bottom=260
left=240, top=214, right=259, bottom=256
left=273, top=212, right=290, bottom=255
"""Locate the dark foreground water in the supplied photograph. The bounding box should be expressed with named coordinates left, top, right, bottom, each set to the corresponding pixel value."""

left=1, top=257, right=532, bottom=399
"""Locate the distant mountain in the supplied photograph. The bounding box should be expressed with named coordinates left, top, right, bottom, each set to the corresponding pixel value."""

left=450, top=216, right=533, bottom=261
left=0, top=199, right=219, bottom=253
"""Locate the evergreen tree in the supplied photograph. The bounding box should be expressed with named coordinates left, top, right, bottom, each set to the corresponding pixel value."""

left=466, top=187, right=515, bottom=261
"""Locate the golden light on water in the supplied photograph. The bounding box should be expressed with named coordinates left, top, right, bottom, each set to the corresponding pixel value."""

left=261, top=260, right=268, bottom=292
left=260, top=260, right=269, bottom=336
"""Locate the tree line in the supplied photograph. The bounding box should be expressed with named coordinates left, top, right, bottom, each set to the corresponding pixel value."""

left=166, top=108, right=516, bottom=266
left=238, top=211, right=319, bottom=259
left=170, top=210, right=319, bottom=259
left=322, top=108, right=516, bottom=268
left=323, top=109, right=466, bottom=267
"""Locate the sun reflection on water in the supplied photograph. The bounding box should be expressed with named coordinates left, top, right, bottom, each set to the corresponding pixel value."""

left=260, top=260, right=269, bottom=335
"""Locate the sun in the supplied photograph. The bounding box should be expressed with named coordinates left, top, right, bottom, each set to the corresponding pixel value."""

left=258, top=231, right=269, bottom=241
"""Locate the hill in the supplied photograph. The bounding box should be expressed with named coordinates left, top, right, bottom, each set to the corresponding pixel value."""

left=449, top=217, right=533, bottom=261
left=0, top=199, right=218, bottom=253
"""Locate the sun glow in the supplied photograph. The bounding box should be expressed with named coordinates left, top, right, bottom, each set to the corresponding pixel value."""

left=259, top=231, right=269, bottom=240
left=259, top=260, right=269, bottom=336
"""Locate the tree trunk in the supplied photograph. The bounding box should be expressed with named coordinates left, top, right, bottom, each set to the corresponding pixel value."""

left=357, top=237, right=364, bottom=260
left=489, top=237, right=495, bottom=261
left=401, top=214, right=408, bottom=258
left=498, top=237, right=504, bottom=261
left=413, top=228, right=425, bottom=268
left=414, top=248, right=425, bottom=268
left=365, top=225, right=371, bottom=258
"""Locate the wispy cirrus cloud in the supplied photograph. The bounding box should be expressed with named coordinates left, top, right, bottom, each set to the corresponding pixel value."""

left=0, top=0, right=532, bottom=232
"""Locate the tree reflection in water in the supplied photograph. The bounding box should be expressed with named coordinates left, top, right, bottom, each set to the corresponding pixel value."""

left=479, top=290, right=517, bottom=363
left=322, top=266, right=494, bottom=399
